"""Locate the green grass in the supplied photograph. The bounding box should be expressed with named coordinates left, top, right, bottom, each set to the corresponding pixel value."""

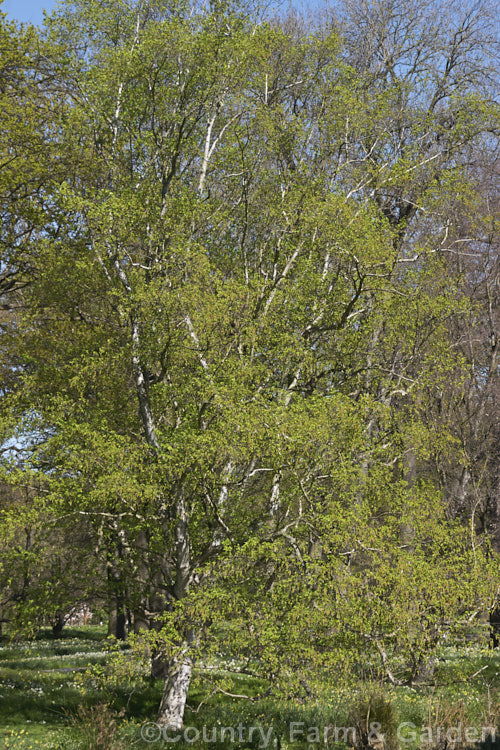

left=1, top=629, right=500, bottom=749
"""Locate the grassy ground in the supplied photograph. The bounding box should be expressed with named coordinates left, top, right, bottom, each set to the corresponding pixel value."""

left=0, top=627, right=500, bottom=749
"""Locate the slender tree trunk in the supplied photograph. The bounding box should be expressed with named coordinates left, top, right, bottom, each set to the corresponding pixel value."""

left=108, top=605, right=117, bottom=638
left=107, top=570, right=127, bottom=640
left=52, top=613, right=65, bottom=639
left=157, top=652, right=193, bottom=729
left=134, top=529, right=151, bottom=634
left=114, top=273, right=194, bottom=723
left=155, top=497, right=194, bottom=725
left=115, top=606, right=127, bottom=641
left=489, top=606, right=500, bottom=648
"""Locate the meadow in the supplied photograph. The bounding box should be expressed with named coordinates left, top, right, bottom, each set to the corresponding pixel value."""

left=1, top=627, right=500, bottom=749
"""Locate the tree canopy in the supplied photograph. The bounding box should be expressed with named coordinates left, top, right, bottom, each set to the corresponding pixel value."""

left=0, top=0, right=498, bottom=728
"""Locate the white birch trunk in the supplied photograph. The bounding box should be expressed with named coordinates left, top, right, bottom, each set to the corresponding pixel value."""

left=157, top=654, right=193, bottom=729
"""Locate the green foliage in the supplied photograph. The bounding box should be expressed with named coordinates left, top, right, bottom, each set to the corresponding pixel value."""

left=0, top=0, right=498, bottom=723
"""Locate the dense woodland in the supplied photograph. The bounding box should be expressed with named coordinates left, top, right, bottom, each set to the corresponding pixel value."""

left=0, top=0, right=498, bottom=729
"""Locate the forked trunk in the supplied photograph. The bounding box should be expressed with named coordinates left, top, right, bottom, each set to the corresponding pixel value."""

left=157, top=654, right=193, bottom=729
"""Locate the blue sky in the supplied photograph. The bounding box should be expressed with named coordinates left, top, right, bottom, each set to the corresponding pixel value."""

left=2, top=0, right=57, bottom=25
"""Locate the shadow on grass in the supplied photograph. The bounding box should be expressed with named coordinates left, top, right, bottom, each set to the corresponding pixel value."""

left=36, top=625, right=108, bottom=642
left=0, top=680, right=163, bottom=726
